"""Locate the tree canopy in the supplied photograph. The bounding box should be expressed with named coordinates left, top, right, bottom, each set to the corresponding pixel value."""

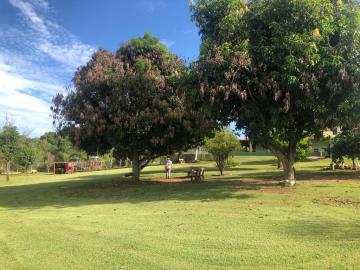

left=52, top=33, right=214, bottom=181
left=191, top=0, right=360, bottom=184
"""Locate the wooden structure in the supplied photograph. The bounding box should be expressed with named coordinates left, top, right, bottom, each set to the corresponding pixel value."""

left=51, top=162, right=75, bottom=174
left=187, top=167, right=205, bottom=182
left=51, top=160, right=103, bottom=174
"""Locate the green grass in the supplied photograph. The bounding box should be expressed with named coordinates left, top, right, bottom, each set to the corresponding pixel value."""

left=0, top=155, right=359, bottom=270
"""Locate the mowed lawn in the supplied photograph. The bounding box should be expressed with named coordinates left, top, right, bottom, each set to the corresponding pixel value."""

left=0, top=155, right=359, bottom=270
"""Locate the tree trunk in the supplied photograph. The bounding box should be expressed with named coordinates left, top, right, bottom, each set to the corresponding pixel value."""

left=282, top=159, right=295, bottom=182
left=6, top=161, right=10, bottom=182
left=132, top=153, right=140, bottom=182
left=277, top=158, right=283, bottom=169
left=194, top=147, right=199, bottom=161
left=249, top=141, right=253, bottom=153
left=269, top=144, right=296, bottom=186
left=352, top=158, right=356, bottom=170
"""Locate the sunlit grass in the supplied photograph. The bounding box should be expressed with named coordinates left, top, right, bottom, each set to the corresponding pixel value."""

left=0, top=155, right=359, bottom=269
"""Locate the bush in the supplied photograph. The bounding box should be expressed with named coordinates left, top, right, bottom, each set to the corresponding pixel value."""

left=226, top=158, right=241, bottom=168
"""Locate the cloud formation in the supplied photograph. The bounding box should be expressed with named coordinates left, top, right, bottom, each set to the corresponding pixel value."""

left=0, top=0, right=96, bottom=137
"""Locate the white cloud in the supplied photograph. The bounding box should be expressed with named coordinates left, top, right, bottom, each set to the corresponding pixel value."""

left=9, top=0, right=50, bottom=37
left=0, top=0, right=96, bottom=137
left=39, top=41, right=95, bottom=70
left=138, top=0, right=167, bottom=14
left=0, top=64, right=61, bottom=137
left=160, top=39, right=176, bottom=48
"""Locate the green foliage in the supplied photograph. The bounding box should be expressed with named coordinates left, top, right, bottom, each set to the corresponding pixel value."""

left=204, top=129, right=239, bottom=174
left=191, top=0, right=360, bottom=180
left=225, top=157, right=241, bottom=168
left=295, top=138, right=311, bottom=162
left=38, top=132, right=86, bottom=163
left=331, top=130, right=360, bottom=166
left=0, top=126, right=20, bottom=163
left=16, top=142, right=36, bottom=171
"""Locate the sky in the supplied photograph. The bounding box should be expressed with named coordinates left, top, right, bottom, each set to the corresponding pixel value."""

left=0, top=0, right=201, bottom=137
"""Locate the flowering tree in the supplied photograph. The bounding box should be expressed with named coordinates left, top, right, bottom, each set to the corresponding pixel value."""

left=53, top=33, right=214, bottom=181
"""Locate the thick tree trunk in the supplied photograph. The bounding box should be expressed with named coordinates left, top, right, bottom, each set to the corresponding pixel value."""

left=282, top=159, right=295, bottom=182
left=132, top=153, right=140, bottom=182
left=269, top=144, right=296, bottom=186
left=6, top=161, right=10, bottom=182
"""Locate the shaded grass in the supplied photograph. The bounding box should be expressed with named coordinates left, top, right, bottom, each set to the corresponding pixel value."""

left=0, top=155, right=359, bottom=269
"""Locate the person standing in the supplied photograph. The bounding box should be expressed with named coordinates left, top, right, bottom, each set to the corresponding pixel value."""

left=165, top=158, right=173, bottom=179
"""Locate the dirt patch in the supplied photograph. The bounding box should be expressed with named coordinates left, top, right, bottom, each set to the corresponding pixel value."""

left=155, top=178, right=191, bottom=183
left=211, top=173, right=233, bottom=177
left=257, top=187, right=295, bottom=194
left=313, top=197, right=360, bottom=208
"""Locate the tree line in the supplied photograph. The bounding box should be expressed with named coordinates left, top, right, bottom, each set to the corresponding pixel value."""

left=0, top=124, right=87, bottom=181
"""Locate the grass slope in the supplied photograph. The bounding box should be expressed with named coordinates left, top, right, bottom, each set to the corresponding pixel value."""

left=0, top=155, right=359, bottom=270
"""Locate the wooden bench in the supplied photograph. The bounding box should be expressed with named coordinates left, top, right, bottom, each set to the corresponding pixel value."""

left=187, top=167, right=205, bottom=182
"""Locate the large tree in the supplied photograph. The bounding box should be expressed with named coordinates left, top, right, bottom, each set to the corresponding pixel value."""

left=191, top=0, right=360, bottom=185
left=53, top=33, right=214, bottom=181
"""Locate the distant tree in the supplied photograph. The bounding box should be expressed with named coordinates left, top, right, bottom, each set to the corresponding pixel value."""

left=204, top=129, right=239, bottom=175
left=191, top=0, right=360, bottom=185
left=16, top=141, right=36, bottom=172
left=52, top=33, right=214, bottom=181
left=100, top=148, right=115, bottom=169
left=331, top=130, right=360, bottom=169
left=38, top=132, right=86, bottom=163
left=0, top=126, right=20, bottom=181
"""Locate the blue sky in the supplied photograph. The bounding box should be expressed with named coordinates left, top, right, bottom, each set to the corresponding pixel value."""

left=0, top=0, right=201, bottom=137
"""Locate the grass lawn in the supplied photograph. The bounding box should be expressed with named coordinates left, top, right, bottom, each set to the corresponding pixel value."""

left=0, top=155, right=359, bottom=270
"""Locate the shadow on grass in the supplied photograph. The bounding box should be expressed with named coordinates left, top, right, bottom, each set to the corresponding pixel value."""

left=0, top=172, right=284, bottom=209
left=279, top=219, right=360, bottom=240
left=1, top=164, right=358, bottom=210
left=140, top=166, right=259, bottom=177
left=241, top=159, right=277, bottom=166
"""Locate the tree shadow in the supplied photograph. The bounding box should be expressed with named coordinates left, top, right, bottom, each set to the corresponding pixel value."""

left=140, top=166, right=259, bottom=177
left=295, top=169, right=360, bottom=181
left=241, top=159, right=277, bottom=166
left=0, top=173, right=280, bottom=209
left=279, top=219, right=360, bottom=241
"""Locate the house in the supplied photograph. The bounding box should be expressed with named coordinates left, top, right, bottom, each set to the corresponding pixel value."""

left=309, top=127, right=340, bottom=157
